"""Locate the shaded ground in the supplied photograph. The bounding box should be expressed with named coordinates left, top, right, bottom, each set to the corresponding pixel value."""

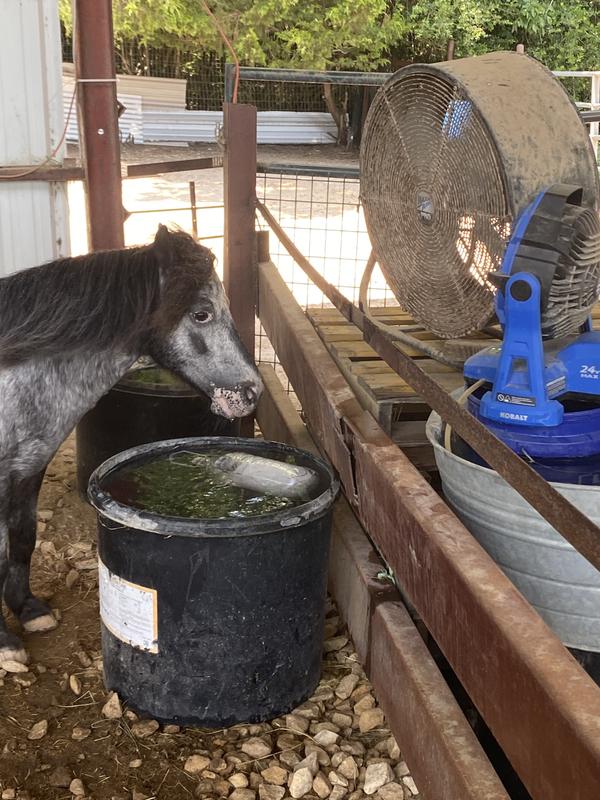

left=0, top=439, right=419, bottom=800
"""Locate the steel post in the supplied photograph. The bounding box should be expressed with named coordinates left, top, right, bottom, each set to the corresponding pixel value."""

left=74, top=0, right=124, bottom=251
left=223, top=103, right=257, bottom=436
left=189, top=181, right=198, bottom=238
left=224, top=63, right=237, bottom=104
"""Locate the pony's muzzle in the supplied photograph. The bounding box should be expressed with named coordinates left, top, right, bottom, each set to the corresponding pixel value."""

left=210, top=379, right=263, bottom=419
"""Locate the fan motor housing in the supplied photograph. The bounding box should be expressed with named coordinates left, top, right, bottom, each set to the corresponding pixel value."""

left=360, top=51, right=600, bottom=338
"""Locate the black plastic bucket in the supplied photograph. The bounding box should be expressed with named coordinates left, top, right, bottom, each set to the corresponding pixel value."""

left=76, top=365, right=238, bottom=497
left=88, top=436, right=338, bottom=727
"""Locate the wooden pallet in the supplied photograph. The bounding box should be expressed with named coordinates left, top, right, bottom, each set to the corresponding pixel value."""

left=309, top=303, right=600, bottom=471
left=307, top=305, right=502, bottom=472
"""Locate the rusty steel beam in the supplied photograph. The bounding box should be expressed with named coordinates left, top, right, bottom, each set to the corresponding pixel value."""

left=223, top=104, right=257, bottom=437
left=126, top=156, right=223, bottom=178
left=74, top=0, right=124, bottom=250
left=256, top=200, right=600, bottom=571
left=256, top=364, right=510, bottom=800
left=258, top=260, right=600, bottom=799
left=224, top=104, right=257, bottom=356
left=256, top=364, right=317, bottom=457
left=0, top=166, right=84, bottom=182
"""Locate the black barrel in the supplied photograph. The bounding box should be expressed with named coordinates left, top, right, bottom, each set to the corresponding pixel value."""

left=76, top=365, right=238, bottom=497
left=88, top=437, right=338, bottom=727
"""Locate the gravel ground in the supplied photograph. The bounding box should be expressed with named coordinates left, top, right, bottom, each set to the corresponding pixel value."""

left=0, top=438, right=419, bottom=800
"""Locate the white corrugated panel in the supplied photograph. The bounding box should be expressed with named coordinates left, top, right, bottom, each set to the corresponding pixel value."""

left=143, top=110, right=337, bottom=145
left=0, top=0, right=69, bottom=274
left=116, top=74, right=187, bottom=110
left=64, top=64, right=187, bottom=110
left=143, top=110, right=223, bottom=143
left=63, top=83, right=144, bottom=144
left=258, top=112, right=337, bottom=144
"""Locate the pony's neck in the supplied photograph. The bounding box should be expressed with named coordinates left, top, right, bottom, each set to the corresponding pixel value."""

left=33, top=347, right=139, bottom=438
left=59, top=347, right=140, bottom=404
left=0, top=346, right=140, bottom=474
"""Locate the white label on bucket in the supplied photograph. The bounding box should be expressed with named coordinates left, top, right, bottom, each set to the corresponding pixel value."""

left=98, top=560, right=158, bottom=653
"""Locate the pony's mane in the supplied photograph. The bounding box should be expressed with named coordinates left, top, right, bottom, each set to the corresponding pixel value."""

left=0, top=228, right=213, bottom=366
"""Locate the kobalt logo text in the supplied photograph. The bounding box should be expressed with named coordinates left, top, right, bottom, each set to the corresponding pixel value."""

left=499, top=411, right=528, bottom=421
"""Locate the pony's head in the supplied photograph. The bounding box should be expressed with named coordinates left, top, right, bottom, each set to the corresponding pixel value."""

left=148, top=226, right=262, bottom=419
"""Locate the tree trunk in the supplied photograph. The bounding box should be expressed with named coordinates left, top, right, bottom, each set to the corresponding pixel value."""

left=323, top=83, right=347, bottom=146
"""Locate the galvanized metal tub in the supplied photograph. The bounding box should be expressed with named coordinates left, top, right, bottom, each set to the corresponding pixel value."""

left=426, top=409, right=600, bottom=652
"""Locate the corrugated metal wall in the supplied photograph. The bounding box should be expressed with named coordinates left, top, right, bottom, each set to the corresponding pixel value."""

left=64, top=86, right=144, bottom=144
left=0, top=0, right=70, bottom=275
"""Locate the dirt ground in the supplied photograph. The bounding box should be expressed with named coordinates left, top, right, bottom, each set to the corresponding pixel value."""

left=0, top=437, right=418, bottom=800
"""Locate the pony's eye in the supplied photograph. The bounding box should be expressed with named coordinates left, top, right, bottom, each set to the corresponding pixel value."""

left=192, top=310, right=213, bottom=324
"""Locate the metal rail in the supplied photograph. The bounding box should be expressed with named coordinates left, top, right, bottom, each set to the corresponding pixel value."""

left=227, top=64, right=600, bottom=143
left=256, top=199, right=600, bottom=571
left=127, top=204, right=223, bottom=214
left=257, top=162, right=360, bottom=179
left=257, top=256, right=600, bottom=800
left=0, top=165, right=84, bottom=182
left=580, top=110, right=600, bottom=122
left=126, top=156, right=223, bottom=178
left=225, top=64, right=390, bottom=101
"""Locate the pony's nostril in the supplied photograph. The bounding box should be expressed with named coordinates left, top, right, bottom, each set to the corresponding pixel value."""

left=242, top=381, right=259, bottom=404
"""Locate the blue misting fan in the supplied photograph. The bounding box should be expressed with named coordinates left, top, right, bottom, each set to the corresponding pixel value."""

left=464, top=184, right=600, bottom=462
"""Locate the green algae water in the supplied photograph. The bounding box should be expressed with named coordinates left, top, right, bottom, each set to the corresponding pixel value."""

left=122, top=366, right=191, bottom=392
left=104, top=451, right=299, bottom=519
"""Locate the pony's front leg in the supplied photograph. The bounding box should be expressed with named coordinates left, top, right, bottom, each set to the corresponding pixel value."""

left=4, top=471, right=58, bottom=639
left=0, top=500, right=29, bottom=663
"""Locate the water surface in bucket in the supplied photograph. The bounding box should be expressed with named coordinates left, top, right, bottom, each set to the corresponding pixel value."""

left=104, top=451, right=305, bottom=519
left=123, top=367, right=190, bottom=391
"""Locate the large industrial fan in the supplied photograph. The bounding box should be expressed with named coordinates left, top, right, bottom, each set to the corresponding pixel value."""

left=360, top=51, right=600, bottom=482
left=361, top=51, right=600, bottom=339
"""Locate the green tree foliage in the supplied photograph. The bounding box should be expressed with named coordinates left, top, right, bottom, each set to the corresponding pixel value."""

left=402, top=1, right=600, bottom=70
left=60, top=1, right=600, bottom=72
left=60, top=0, right=405, bottom=71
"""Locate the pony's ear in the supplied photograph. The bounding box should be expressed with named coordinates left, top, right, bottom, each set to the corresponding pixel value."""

left=154, top=225, right=173, bottom=268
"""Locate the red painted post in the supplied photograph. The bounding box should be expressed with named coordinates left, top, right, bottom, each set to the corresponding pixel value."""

left=223, top=103, right=258, bottom=436
left=74, top=0, right=124, bottom=251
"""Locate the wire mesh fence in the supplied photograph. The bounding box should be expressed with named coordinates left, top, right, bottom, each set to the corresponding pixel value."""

left=61, top=32, right=337, bottom=112
left=256, top=165, right=393, bottom=309
left=254, top=164, right=396, bottom=406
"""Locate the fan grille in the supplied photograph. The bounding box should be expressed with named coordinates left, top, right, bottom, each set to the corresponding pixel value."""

left=543, top=207, right=600, bottom=338
left=361, top=71, right=513, bottom=338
